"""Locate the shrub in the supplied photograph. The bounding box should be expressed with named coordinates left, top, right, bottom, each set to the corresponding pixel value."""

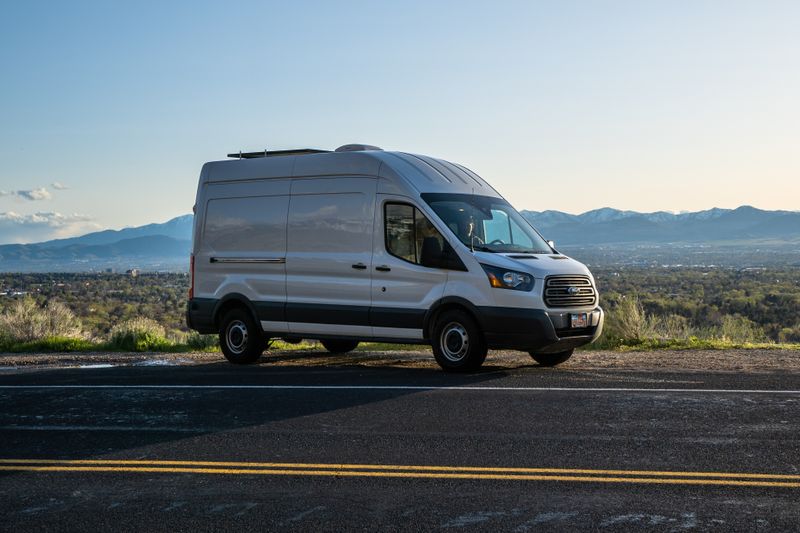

left=0, top=297, right=84, bottom=342
left=185, top=332, right=219, bottom=350
left=651, top=314, right=695, bottom=341
left=778, top=324, right=800, bottom=343
left=717, top=314, right=767, bottom=343
left=600, top=294, right=653, bottom=346
left=108, top=317, right=171, bottom=351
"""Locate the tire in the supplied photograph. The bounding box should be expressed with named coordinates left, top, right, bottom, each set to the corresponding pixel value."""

left=529, top=349, right=573, bottom=367
left=321, top=339, right=359, bottom=354
left=431, top=309, right=487, bottom=372
left=219, top=308, right=263, bottom=364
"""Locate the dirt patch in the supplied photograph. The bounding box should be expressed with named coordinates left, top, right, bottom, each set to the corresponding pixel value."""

left=1, top=347, right=799, bottom=373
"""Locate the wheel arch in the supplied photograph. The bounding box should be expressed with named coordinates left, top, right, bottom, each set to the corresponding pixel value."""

left=212, top=293, right=261, bottom=332
left=423, top=296, right=484, bottom=340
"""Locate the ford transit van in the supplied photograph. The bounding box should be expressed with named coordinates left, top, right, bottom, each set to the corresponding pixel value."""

left=186, top=144, right=603, bottom=372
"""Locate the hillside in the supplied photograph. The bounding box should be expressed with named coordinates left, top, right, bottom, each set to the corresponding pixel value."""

left=0, top=216, right=192, bottom=272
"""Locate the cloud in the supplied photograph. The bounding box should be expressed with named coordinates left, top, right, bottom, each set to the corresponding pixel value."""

left=0, top=187, right=53, bottom=201
left=51, top=182, right=68, bottom=190
left=16, top=188, right=52, bottom=201
left=0, top=211, right=100, bottom=244
left=0, top=212, right=93, bottom=226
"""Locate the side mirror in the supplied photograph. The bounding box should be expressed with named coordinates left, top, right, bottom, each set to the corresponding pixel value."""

left=547, top=240, right=556, bottom=249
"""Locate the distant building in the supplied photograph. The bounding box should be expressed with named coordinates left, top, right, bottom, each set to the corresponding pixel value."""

left=126, top=269, right=140, bottom=278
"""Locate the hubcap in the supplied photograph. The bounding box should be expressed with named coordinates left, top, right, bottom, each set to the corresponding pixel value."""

left=439, top=322, right=469, bottom=362
left=226, top=320, right=248, bottom=354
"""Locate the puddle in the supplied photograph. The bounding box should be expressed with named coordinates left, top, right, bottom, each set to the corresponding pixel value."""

left=132, top=359, right=188, bottom=367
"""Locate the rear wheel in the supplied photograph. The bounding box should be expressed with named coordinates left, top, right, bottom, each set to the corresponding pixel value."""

left=219, top=308, right=263, bottom=364
left=529, top=349, right=573, bottom=367
left=431, top=310, right=487, bottom=372
left=321, top=339, right=359, bottom=354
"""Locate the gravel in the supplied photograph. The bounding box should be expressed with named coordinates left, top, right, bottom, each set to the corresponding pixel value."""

left=1, top=347, right=799, bottom=373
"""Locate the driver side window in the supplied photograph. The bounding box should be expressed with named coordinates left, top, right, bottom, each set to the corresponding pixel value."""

left=385, top=202, right=465, bottom=270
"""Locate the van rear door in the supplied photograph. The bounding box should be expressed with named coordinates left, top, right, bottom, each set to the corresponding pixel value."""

left=285, top=177, right=377, bottom=337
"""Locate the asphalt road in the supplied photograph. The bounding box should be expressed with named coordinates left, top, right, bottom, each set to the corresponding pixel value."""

left=1, top=356, right=799, bottom=531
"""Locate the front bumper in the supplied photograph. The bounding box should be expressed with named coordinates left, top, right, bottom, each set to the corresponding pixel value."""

left=478, top=306, right=604, bottom=352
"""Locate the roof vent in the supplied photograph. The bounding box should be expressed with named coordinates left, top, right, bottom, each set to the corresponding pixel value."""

left=335, top=144, right=383, bottom=152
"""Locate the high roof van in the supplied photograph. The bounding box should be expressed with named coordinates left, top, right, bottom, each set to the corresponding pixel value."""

left=186, top=144, right=603, bottom=372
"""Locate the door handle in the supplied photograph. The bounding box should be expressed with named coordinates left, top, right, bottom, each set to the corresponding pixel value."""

left=375, top=265, right=391, bottom=272
left=352, top=263, right=367, bottom=270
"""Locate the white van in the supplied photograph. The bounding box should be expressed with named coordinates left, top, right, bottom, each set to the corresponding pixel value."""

left=187, top=145, right=603, bottom=372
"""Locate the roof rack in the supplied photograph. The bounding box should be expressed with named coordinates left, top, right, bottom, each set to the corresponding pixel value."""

left=227, top=148, right=329, bottom=159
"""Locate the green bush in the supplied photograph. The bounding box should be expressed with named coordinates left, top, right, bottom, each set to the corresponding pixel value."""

left=0, top=297, right=84, bottom=342
left=185, top=332, right=219, bottom=350
left=593, top=295, right=770, bottom=349
left=108, top=317, right=171, bottom=351
left=717, top=314, right=767, bottom=343
left=651, top=314, right=695, bottom=340
left=778, top=324, right=800, bottom=343
left=604, top=294, right=651, bottom=342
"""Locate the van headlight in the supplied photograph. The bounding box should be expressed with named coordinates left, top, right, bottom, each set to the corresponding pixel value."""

left=480, top=264, right=534, bottom=292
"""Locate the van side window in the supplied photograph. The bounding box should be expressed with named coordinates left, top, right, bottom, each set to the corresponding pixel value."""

left=385, top=203, right=465, bottom=270
left=385, top=204, right=416, bottom=262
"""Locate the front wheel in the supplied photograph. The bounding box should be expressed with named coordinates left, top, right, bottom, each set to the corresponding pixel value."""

left=321, top=339, right=359, bottom=354
left=431, top=310, right=487, bottom=372
left=219, top=308, right=263, bottom=364
left=529, top=349, right=573, bottom=367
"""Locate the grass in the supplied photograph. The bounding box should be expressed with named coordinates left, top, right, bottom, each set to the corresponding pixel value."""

left=0, top=336, right=98, bottom=353
left=0, top=335, right=220, bottom=354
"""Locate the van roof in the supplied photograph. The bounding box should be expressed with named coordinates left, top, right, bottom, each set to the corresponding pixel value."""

left=202, top=149, right=502, bottom=197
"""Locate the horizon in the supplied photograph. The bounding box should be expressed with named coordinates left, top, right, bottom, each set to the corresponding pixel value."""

left=2, top=203, right=797, bottom=246
left=2, top=2, right=799, bottom=244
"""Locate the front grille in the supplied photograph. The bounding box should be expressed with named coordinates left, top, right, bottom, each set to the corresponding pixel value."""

left=544, top=275, right=597, bottom=308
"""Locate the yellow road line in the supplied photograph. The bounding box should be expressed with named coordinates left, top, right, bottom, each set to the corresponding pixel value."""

left=0, top=459, right=799, bottom=481
left=0, top=465, right=799, bottom=487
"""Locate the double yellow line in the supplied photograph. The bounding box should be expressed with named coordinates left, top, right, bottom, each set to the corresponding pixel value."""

left=1, top=459, right=799, bottom=487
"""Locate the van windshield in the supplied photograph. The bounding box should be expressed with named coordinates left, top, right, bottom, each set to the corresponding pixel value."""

left=421, top=193, right=553, bottom=254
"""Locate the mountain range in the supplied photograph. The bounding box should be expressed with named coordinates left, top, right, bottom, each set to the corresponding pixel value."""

left=520, top=205, right=800, bottom=245
left=0, top=206, right=797, bottom=272
left=0, top=215, right=193, bottom=272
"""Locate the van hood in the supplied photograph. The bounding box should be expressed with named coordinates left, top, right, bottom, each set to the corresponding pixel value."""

left=472, top=251, right=592, bottom=279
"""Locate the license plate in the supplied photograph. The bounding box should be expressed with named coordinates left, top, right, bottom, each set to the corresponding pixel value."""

left=570, top=313, right=588, bottom=328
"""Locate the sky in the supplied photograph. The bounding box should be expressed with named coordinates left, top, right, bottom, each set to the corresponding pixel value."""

left=1, top=1, right=799, bottom=244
